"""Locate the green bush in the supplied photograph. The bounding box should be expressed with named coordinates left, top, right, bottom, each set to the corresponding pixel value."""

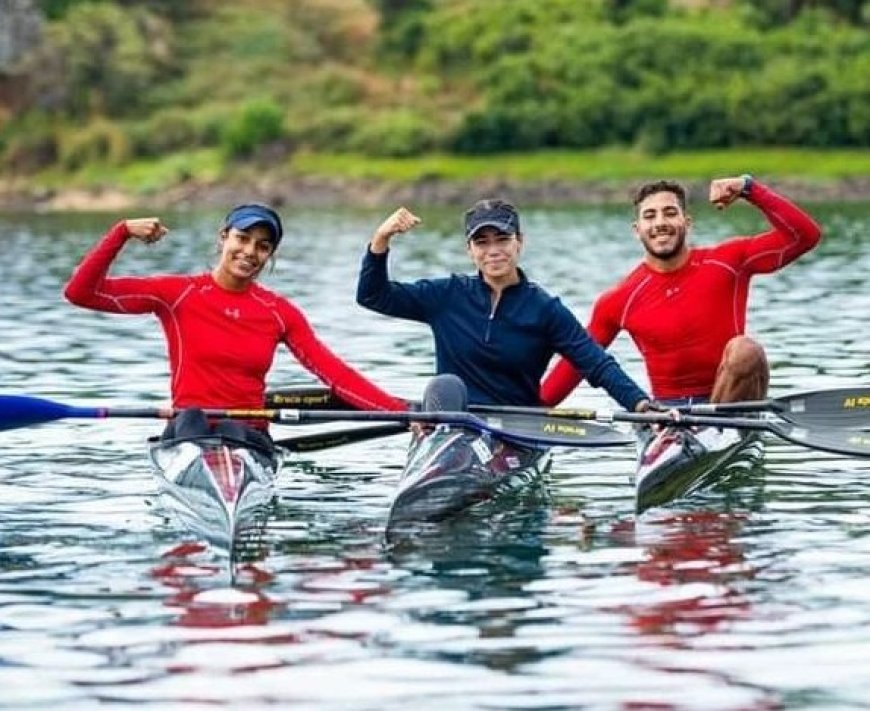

left=452, top=103, right=564, bottom=154
left=0, top=122, right=59, bottom=173
left=287, top=106, right=364, bottom=152
left=374, top=0, right=458, bottom=65
left=415, top=0, right=603, bottom=73
left=9, top=0, right=870, bottom=171
left=436, top=7, right=868, bottom=152
left=58, top=119, right=132, bottom=170
left=38, top=0, right=208, bottom=21
left=297, top=67, right=366, bottom=107
left=841, top=54, right=870, bottom=145
left=220, top=99, right=286, bottom=159
left=348, top=110, right=442, bottom=157
left=128, top=109, right=216, bottom=157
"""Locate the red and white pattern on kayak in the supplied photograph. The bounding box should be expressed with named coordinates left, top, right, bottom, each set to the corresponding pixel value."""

left=637, top=426, right=744, bottom=480
left=203, top=446, right=245, bottom=505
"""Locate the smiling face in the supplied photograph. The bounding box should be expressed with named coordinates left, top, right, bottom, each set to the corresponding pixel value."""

left=213, top=224, right=275, bottom=290
left=633, top=190, right=692, bottom=271
left=466, top=227, right=523, bottom=288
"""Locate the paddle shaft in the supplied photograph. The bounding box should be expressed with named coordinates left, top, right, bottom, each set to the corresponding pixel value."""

left=267, top=384, right=870, bottom=429
left=465, top=388, right=870, bottom=428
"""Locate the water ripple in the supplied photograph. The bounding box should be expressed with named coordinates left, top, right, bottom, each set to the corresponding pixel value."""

left=0, top=205, right=868, bottom=708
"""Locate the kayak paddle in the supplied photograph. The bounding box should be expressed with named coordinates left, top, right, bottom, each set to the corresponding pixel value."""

left=0, top=394, right=631, bottom=449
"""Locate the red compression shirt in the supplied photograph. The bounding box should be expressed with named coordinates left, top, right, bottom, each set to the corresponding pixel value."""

left=64, top=222, right=406, bottom=416
left=540, top=182, right=821, bottom=404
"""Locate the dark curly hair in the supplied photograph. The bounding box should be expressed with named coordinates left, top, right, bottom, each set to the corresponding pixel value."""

left=632, top=180, right=688, bottom=213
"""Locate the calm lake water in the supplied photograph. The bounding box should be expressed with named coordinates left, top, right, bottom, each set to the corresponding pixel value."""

left=0, top=200, right=868, bottom=710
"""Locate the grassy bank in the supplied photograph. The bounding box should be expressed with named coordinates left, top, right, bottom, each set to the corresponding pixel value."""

left=17, top=147, right=870, bottom=191
left=290, top=148, right=870, bottom=182
left=3, top=147, right=868, bottom=211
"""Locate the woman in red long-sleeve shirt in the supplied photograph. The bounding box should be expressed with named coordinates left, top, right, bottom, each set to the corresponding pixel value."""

left=540, top=176, right=822, bottom=408
left=64, top=203, right=406, bottom=449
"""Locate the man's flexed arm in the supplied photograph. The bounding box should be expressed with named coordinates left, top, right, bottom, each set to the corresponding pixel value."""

left=711, top=176, right=822, bottom=273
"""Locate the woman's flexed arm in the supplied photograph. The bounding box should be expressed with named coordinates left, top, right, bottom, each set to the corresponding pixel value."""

left=64, top=219, right=172, bottom=314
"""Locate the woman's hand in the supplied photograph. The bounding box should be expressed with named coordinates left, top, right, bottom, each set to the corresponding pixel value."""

left=370, top=207, right=421, bottom=253
left=125, top=218, right=168, bottom=244
left=635, top=399, right=681, bottom=429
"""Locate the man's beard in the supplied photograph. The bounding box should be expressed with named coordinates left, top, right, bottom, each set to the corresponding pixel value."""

left=642, top=229, right=686, bottom=261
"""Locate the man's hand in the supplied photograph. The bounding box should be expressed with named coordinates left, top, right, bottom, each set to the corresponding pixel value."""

left=709, top=177, right=748, bottom=210
left=370, top=207, right=422, bottom=254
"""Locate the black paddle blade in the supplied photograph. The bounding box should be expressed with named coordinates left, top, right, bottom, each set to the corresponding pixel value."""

left=688, top=387, right=870, bottom=429
left=768, top=419, right=870, bottom=458
left=272, top=414, right=632, bottom=453
left=279, top=409, right=633, bottom=449
left=613, top=411, right=870, bottom=458
left=480, top=413, right=633, bottom=448
left=773, top=386, right=870, bottom=429
left=275, top=423, right=408, bottom=452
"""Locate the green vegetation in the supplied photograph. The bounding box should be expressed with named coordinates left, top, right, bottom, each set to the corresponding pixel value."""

left=1, top=0, right=867, bottom=196
left=290, top=148, right=870, bottom=181
left=25, top=147, right=869, bottom=200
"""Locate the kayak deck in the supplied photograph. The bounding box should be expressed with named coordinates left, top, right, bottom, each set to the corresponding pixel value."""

left=633, top=425, right=765, bottom=514
left=148, top=435, right=281, bottom=556
left=386, top=425, right=551, bottom=535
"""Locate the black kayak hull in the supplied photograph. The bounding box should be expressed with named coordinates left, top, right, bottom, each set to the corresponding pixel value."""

left=387, top=426, right=551, bottom=530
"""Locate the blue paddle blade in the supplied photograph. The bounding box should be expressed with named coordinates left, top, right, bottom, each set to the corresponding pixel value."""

left=0, top=395, right=103, bottom=432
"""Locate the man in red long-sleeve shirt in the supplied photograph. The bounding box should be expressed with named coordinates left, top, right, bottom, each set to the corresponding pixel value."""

left=540, top=176, right=822, bottom=407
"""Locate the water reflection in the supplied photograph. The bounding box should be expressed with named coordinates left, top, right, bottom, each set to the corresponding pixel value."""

left=151, top=543, right=279, bottom=629
left=386, top=506, right=550, bottom=673
left=388, top=506, right=548, bottom=583
left=614, top=511, right=756, bottom=638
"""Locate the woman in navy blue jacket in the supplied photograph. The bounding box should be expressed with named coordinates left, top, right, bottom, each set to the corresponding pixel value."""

left=357, top=198, right=652, bottom=412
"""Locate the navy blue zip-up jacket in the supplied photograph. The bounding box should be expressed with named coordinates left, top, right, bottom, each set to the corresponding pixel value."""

left=357, top=247, right=649, bottom=409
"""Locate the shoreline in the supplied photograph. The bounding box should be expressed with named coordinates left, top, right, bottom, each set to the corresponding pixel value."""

left=1, top=174, right=868, bottom=212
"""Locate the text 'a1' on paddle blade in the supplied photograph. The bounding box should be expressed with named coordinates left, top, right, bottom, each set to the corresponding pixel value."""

left=489, top=413, right=632, bottom=447
left=780, top=386, right=870, bottom=428
left=771, top=419, right=870, bottom=458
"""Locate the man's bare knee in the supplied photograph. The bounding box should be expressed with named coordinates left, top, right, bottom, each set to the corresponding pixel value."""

left=722, top=336, right=768, bottom=378
left=712, top=336, right=769, bottom=401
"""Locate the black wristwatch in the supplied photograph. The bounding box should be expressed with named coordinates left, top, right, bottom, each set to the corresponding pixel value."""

left=740, top=174, right=754, bottom=197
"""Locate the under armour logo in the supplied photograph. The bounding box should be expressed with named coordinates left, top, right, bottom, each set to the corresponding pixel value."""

left=224, top=307, right=240, bottom=319
left=665, top=287, right=680, bottom=298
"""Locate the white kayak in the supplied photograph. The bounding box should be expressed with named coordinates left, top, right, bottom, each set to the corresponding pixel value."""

left=148, top=434, right=282, bottom=556
left=633, top=424, right=765, bottom=514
